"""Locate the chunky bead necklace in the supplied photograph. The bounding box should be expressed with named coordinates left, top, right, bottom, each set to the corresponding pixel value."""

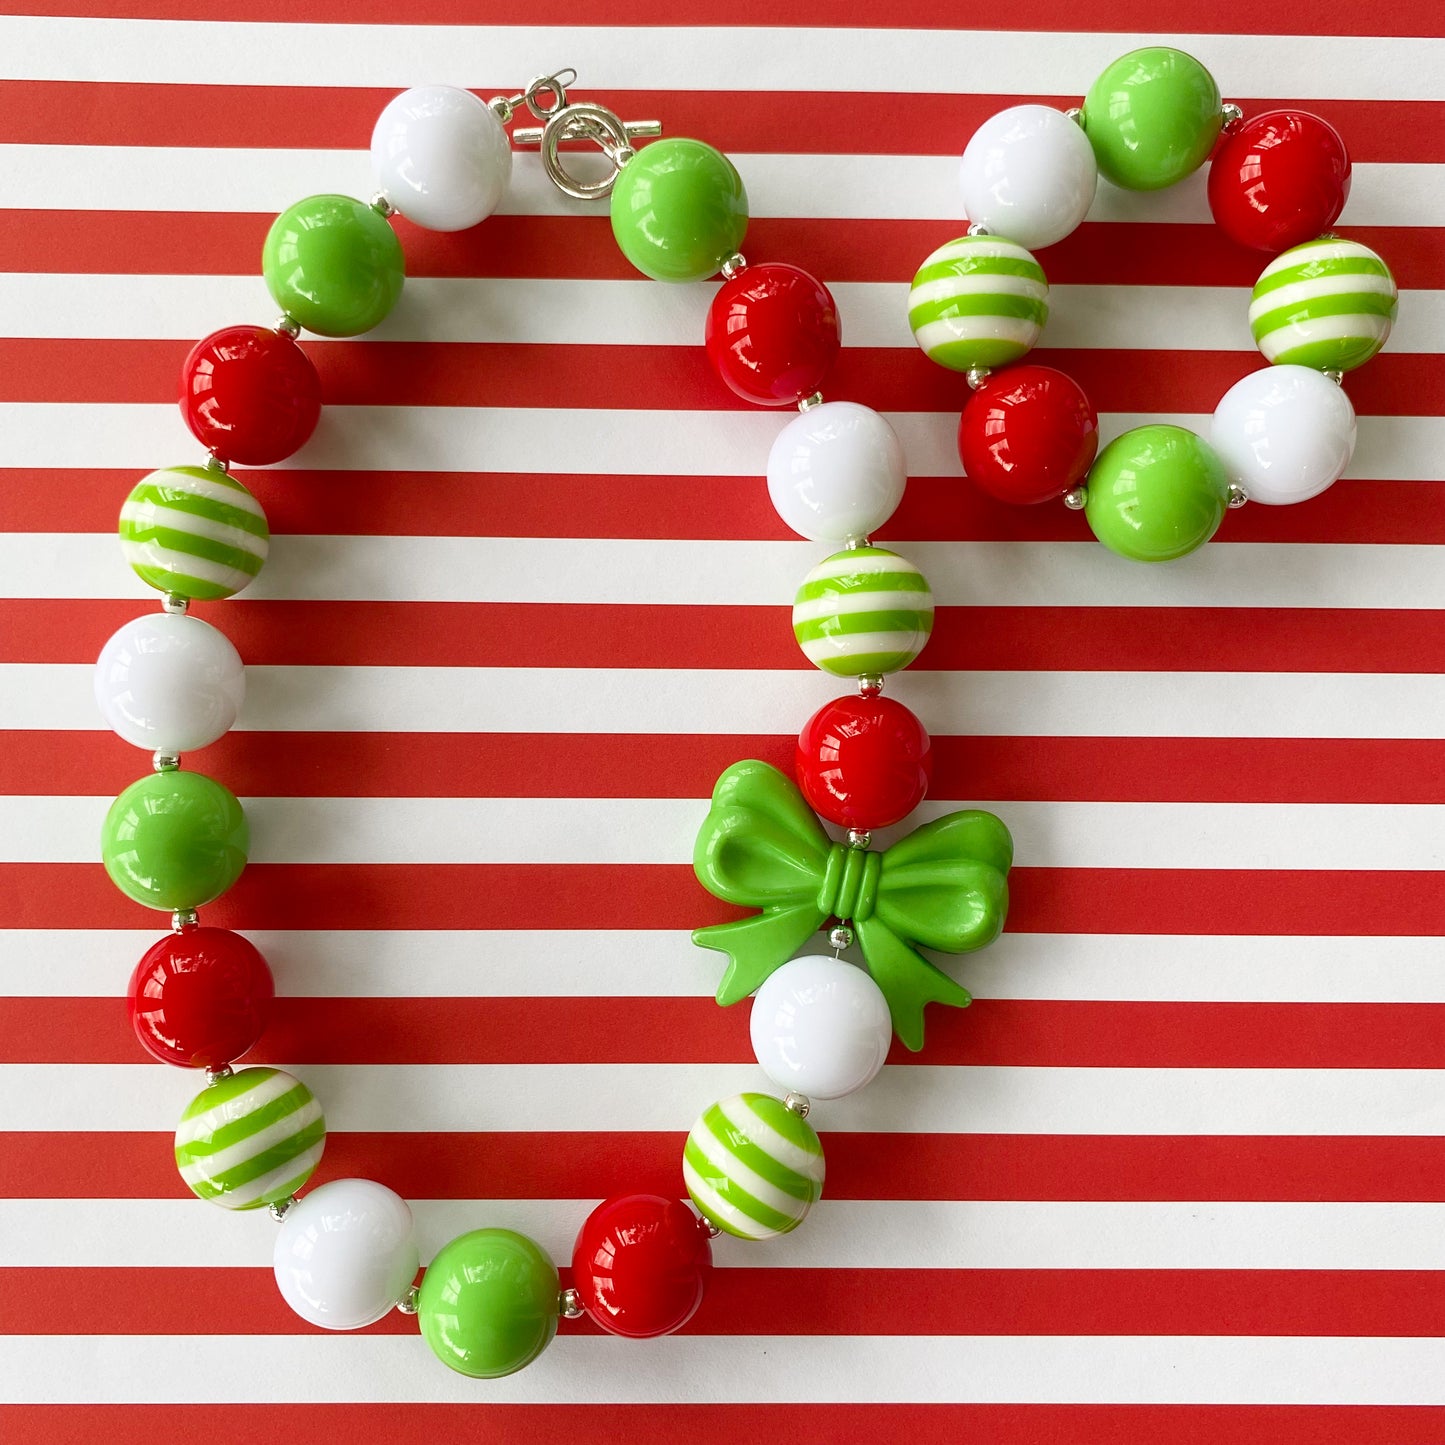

left=94, top=46, right=1391, bottom=1380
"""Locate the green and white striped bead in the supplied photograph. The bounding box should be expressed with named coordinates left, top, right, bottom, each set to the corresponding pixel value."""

left=682, top=1092, right=825, bottom=1241
left=908, top=235, right=1049, bottom=372
left=1249, top=238, right=1398, bottom=373
left=175, top=1066, right=325, bottom=1210
left=120, top=465, right=270, bottom=600
left=793, top=545, right=934, bottom=677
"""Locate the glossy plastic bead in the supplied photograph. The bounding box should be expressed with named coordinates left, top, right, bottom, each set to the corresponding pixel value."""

left=175, top=1065, right=325, bottom=1210
left=179, top=326, right=321, bottom=465
left=1081, top=47, right=1222, bottom=191
left=610, top=137, right=748, bottom=283
left=792, top=545, right=933, bottom=677
left=1084, top=424, right=1230, bottom=563
left=120, top=465, right=269, bottom=601
left=958, top=104, right=1098, bottom=251
left=127, top=926, right=273, bottom=1069
left=262, top=194, right=405, bottom=337
left=705, top=262, right=840, bottom=406
left=750, top=955, right=893, bottom=1100
left=766, top=401, right=906, bottom=543
left=957, top=364, right=1099, bottom=505
left=1250, top=238, right=1397, bottom=372
left=571, top=1194, right=712, bottom=1338
left=1210, top=364, right=1357, bottom=506
left=418, top=1228, right=559, bottom=1378
left=908, top=234, right=1049, bottom=372
left=94, top=612, right=245, bottom=754
left=796, top=694, right=932, bottom=830
left=683, top=1093, right=824, bottom=1241
left=371, top=85, right=512, bottom=231
left=101, top=770, right=248, bottom=910
left=274, top=1179, right=420, bottom=1329
left=1208, top=110, right=1351, bottom=253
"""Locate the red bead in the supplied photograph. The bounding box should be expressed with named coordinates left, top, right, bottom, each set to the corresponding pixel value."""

left=957, top=365, right=1098, bottom=506
left=704, top=262, right=841, bottom=406
left=1208, top=110, right=1352, bottom=254
left=571, top=1194, right=712, bottom=1338
left=127, top=927, right=274, bottom=1069
left=179, top=325, right=322, bottom=465
left=796, top=695, right=932, bottom=831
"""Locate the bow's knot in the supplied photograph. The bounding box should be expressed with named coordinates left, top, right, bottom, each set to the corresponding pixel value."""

left=817, top=842, right=879, bottom=924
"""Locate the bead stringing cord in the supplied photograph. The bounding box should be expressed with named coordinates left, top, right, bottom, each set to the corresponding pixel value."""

left=95, top=43, right=1393, bottom=1381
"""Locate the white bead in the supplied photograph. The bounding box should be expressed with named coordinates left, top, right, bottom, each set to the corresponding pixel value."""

left=273, top=1178, right=419, bottom=1330
left=371, top=85, right=512, bottom=232
left=958, top=105, right=1097, bottom=252
left=1210, top=364, right=1357, bottom=506
left=94, top=612, right=244, bottom=753
left=766, top=401, right=906, bottom=543
left=750, top=955, right=893, bottom=1100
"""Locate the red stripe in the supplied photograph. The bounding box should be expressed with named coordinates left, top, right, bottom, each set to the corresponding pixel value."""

left=2, top=338, right=1438, bottom=418
left=12, top=598, right=1445, bottom=673
left=4, top=863, right=1445, bottom=934
left=13, top=996, right=1445, bottom=1069
left=3, top=1131, right=1442, bottom=1203
left=5, top=468, right=1443, bottom=546
left=3, top=1405, right=1444, bottom=1445
left=5, top=211, right=1440, bottom=289
left=2, top=81, right=1439, bottom=160
left=6, top=1266, right=1444, bottom=1338
left=12, top=732, right=1445, bottom=806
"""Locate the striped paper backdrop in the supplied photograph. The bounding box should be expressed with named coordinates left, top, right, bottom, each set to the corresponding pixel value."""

left=2, top=3, right=1444, bottom=1441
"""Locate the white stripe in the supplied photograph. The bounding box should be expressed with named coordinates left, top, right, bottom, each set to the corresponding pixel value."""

left=119, top=500, right=270, bottom=558
left=792, top=589, right=932, bottom=623
left=685, top=1129, right=807, bottom=1223
left=6, top=1197, right=1445, bottom=1271
left=681, top=1155, right=773, bottom=1238
left=1247, top=271, right=1397, bottom=323
left=14, top=928, right=1445, bottom=1004
left=798, top=630, right=924, bottom=663
left=920, top=238, right=1042, bottom=266
left=174, top=1069, right=303, bottom=1146
left=9, top=662, right=1445, bottom=741
left=0, top=20, right=1438, bottom=100
left=803, top=551, right=926, bottom=582
left=120, top=538, right=258, bottom=593
left=1257, top=313, right=1395, bottom=357
left=176, top=1098, right=324, bottom=1179
left=6, top=1063, right=1444, bottom=1136
left=908, top=275, right=1050, bottom=307
left=1257, top=239, right=1390, bottom=279
left=14, top=795, right=1445, bottom=870
left=141, top=468, right=269, bottom=517
left=209, top=1139, right=327, bottom=1210
left=724, top=1093, right=824, bottom=1177
left=4, top=1331, right=1445, bottom=1405
left=913, top=315, right=1042, bottom=353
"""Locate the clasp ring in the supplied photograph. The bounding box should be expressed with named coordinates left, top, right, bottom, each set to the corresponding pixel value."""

left=514, top=101, right=662, bottom=200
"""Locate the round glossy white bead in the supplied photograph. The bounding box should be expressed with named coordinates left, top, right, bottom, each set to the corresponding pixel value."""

left=371, top=85, right=512, bottom=232
left=94, top=612, right=245, bottom=753
left=958, top=104, right=1098, bottom=252
left=766, top=401, right=907, bottom=543
left=1210, top=364, right=1357, bottom=506
left=273, top=1178, right=420, bottom=1330
left=750, top=955, right=893, bottom=1100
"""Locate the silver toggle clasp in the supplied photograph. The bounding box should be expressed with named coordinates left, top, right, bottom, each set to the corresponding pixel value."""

left=512, top=80, right=662, bottom=200
left=487, top=68, right=577, bottom=126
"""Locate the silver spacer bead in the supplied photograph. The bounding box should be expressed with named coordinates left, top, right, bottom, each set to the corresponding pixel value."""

left=1221, top=102, right=1245, bottom=129
left=396, top=1285, right=420, bottom=1315
left=828, top=923, right=854, bottom=951
left=965, top=366, right=992, bottom=392
left=153, top=750, right=180, bottom=773
left=1324, top=369, right=1344, bottom=386
left=369, top=191, right=396, bottom=217
left=720, top=252, right=747, bottom=279
left=161, top=592, right=189, bottom=615
left=487, top=95, right=515, bottom=124
left=268, top=1195, right=296, bottom=1222
left=700, top=1218, right=722, bottom=1238
left=559, top=1287, right=585, bottom=1320
left=797, top=390, right=824, bottom=411
left=203, top=452, right=228, bottom=474
left=844, top=535, right=871, bottom=550
left=846, top=828, right=871, bottom=851
left=204, top=1063, right=233, bottom=1086
left=172, top=908, right=199, bottom=934
left=966, top=222, right=990, bottom=237
left=1064, top=106, right=1083, bottom=125
left=274, top=314, right=301, bottom=339
left=783, top=1092, right=811, bottom=1118
left=857, top=673, right=884, bottom=699
left=1063, top=486, right=1088, bottom=511
left=1227, top=484, right=1249, bottom=509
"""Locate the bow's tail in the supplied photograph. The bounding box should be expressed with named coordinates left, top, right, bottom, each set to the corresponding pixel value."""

left=692, top=902, right=828, bottom=1006
left=856, top=916, right=972, bottom=1052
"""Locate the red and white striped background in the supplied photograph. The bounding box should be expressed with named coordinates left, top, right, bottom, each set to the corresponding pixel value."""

left=2, top=3, right=1443, bottom=1441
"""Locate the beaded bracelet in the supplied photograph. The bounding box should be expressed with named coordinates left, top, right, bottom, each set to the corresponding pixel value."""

left=95, top=67, right=1014, bottom=1378
left=905, top=46, right=1398, bottom=563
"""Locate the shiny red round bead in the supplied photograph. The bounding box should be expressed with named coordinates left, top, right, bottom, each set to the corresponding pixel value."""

left=571, top=1194, right=713, bottom=1339
left=957, top=365, right=1099, bottom=506
left=179, top=325, right=322, bottom=465
left=1208, top=110, right=1352, bottom=253
left=127, top=927, right=274, bottom=1069
left=797, top=695, right=932, bottom=831
left=704, top=262, right=841, bottom=406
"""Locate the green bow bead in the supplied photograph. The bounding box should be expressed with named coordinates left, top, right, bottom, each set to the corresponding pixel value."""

left=692, top=760, right=1013, bottom=1051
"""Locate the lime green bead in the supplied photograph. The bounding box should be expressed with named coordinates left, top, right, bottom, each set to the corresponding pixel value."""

left=418, top=1228, right=559, bottom=1378
left=610, top=138, right=748, bottom=283
left=262, top=194, right=405, bottom=337
left=101, top=770, right=248, bottom=911
left=1084, top=425, right=1229, bottom=563
left=1081, top=48, right=1222, bottom=191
